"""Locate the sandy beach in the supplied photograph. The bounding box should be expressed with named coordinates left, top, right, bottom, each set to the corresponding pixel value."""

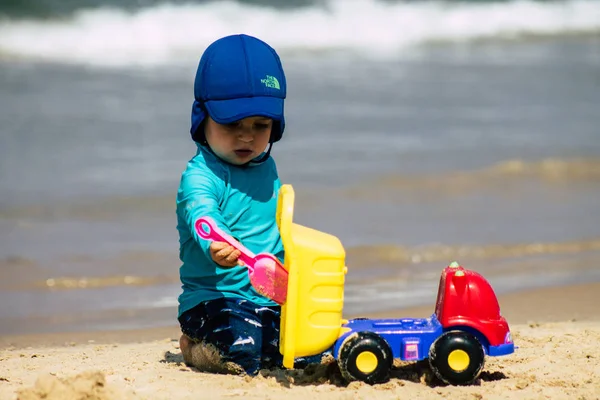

left=1, top=1, right=600, bottom=399
left=1, top=282, right=599, bottom=400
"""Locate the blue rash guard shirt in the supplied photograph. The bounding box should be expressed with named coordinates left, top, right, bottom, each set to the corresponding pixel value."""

left=176, top=144, right=283, bottom=317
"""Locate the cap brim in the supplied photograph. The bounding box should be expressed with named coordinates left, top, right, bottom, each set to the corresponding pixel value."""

left=204, top=96, right=284, bottom=124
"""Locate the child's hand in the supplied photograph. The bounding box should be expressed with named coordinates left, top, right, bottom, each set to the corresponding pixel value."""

left=209, top=241, right=244, bottom=268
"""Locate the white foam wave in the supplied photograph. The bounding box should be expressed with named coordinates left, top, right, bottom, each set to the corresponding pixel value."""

left=0, top=0, right=599, bottom=67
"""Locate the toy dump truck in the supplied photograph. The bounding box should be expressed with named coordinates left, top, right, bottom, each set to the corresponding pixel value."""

left=275, top=184, right=515, bottom=385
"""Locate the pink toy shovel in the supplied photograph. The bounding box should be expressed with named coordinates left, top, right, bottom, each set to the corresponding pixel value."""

left=194, top=216, right=288, bottom=305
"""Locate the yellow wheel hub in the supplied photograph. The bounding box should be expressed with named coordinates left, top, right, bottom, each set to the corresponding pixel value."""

left=355, top=351, right=378, bottom=373
left=448, top=349, right=470, bottom=372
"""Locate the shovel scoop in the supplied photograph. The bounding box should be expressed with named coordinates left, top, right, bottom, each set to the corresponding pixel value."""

left=194, top=217, right=288, bottom=305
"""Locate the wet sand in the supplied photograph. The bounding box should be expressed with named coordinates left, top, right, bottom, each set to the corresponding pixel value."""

left=1, top=281, right=599, bottom=400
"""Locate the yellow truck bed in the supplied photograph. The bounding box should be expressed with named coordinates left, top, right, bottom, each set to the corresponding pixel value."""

left=276, top=184, right=348, bottom=368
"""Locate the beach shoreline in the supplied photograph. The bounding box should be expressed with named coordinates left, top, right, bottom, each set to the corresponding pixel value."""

left=1, top=281, right=598, bottom=350
left=1, top=4, right=600, bottom=397
left=1, top=281, right=599, bottom=399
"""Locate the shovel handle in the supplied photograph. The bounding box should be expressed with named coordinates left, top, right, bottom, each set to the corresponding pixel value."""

left=194, top=217, right=256, bottom=270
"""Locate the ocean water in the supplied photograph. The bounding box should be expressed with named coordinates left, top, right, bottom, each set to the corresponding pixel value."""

left=1, top=0, right=600, bottom=336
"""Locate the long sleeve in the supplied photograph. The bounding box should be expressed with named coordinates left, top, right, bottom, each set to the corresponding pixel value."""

left=176, top=162, right=233, bottom=260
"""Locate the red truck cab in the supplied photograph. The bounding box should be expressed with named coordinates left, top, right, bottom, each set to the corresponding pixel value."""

left=435, top=262, right=514, bottom=355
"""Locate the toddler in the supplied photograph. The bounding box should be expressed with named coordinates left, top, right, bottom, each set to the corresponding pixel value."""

left=176, top=34, right=311, bottom=376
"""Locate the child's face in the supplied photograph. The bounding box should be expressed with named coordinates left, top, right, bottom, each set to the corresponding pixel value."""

left=204, top=116, right=273, bottom=165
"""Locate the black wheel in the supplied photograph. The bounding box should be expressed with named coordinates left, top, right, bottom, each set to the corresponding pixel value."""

left=338, top=332, right=393, bottom=384
left=429, top=330, right=485, bottom=385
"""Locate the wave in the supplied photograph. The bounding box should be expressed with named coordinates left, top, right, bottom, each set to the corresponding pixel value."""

left=5, top=235, right=600, bottom=291
left=346, top=157, right=600, bottom=198
left=0, top=0, right=599, bottom=67
left=347, top=237, right=600, bottom=268
left=42, top=275, right=179, bottom=289
left=1, top=157, right=599, bottom=219
left=0, top=0, right=318, bottom=19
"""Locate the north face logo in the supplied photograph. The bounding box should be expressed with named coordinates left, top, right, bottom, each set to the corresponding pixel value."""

left=260, top=75, right=280, bottom=89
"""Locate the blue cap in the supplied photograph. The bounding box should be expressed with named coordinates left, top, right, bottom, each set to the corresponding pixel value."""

left=191, top=34, right=287, bottom=143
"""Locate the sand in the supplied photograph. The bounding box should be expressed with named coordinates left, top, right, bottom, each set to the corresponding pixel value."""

left=1, top=282, right=600, bottom=400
